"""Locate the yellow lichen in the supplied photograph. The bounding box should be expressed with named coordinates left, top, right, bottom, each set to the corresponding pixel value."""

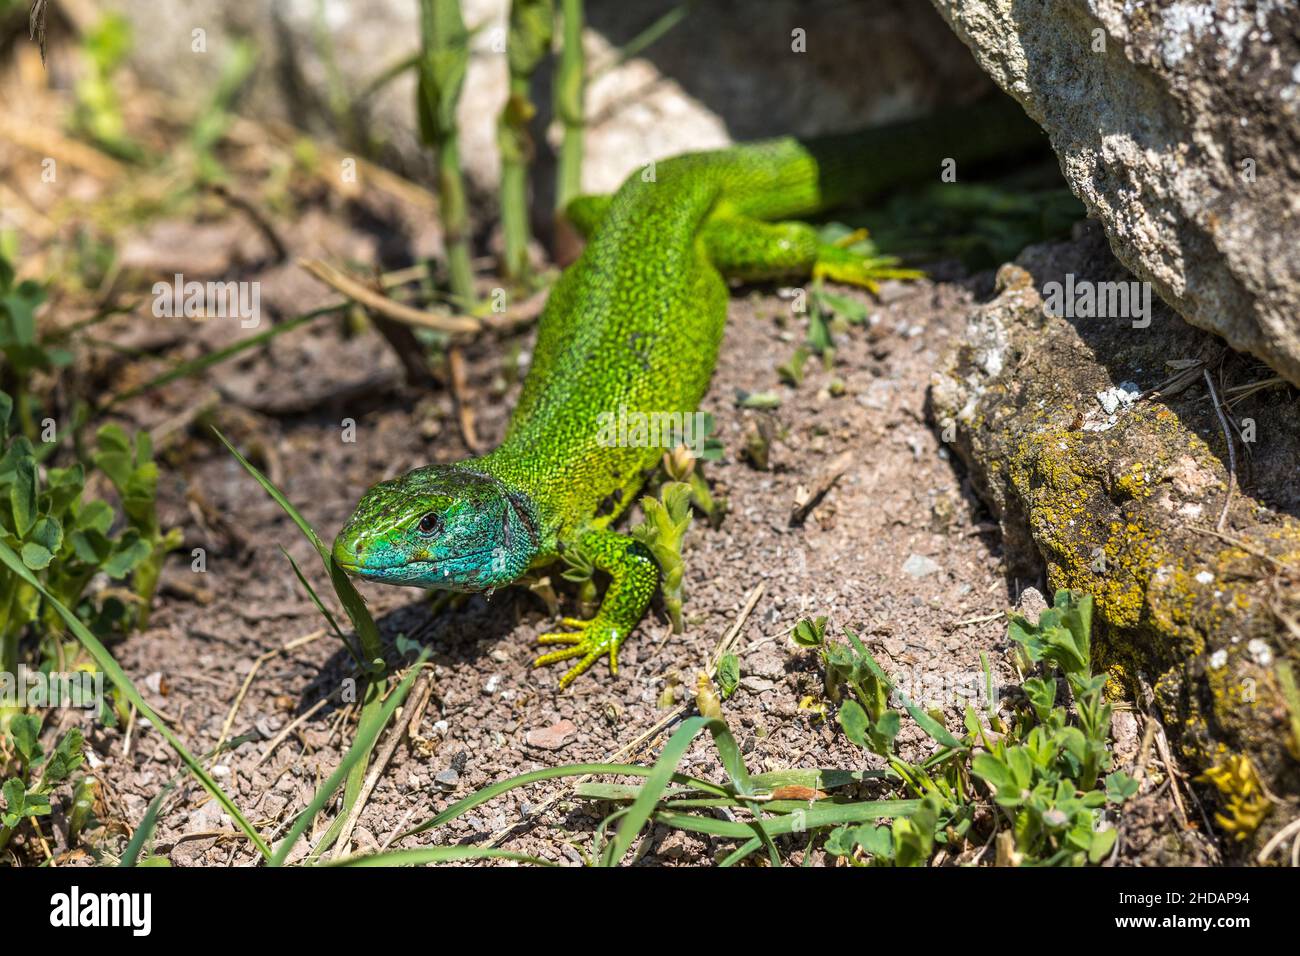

left=1196, top=754, right=1272, bottom=841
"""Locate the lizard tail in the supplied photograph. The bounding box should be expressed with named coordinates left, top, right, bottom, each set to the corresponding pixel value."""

left=694, top=94, right=1048, bottom=223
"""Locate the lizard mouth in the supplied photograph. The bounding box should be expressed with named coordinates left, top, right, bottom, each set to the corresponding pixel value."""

left=332, top=536, right=497, bottom=580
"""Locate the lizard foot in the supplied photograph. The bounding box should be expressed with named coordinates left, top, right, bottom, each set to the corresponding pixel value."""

left=534, top=617, right=625, bottom=689
left=813, top=229, right=924, bottom=294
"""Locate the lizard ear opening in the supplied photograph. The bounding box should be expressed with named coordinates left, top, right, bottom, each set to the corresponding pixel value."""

left=506, top=490, right=539, bottom=553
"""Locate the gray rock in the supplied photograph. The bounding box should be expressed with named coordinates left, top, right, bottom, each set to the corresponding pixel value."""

left=931, top=0, right=1300, bottom=386
left=112, top=1, right=987, bottom=199
left=434, top=768, right=461, bottom=791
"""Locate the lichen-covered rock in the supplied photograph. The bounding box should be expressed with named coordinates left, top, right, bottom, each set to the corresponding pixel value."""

left=930, top=226, right=1300, bottom=857
left=929, top=0, right=1300, bottom=388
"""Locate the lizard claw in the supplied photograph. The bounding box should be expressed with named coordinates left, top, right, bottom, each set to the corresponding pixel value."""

left=813, top=238, right=924, bottom=294
left=534, top=618, right=624, bottom=688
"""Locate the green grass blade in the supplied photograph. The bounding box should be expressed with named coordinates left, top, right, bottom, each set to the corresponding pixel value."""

left=106, top=306, right=332, bottom=409
left=280, top=545, right=363, bottom=666
left=0, top=538, right=271, bottom=860
left=601, top=716, right=713, bottom=866
left=718, top=837, right=763, bottom=867
left=399, top=763, right=730, bottom=841
left=701, top=713, right=782, bottom=865
left=213, top=427, right=382, bottom=662
left=121, top=732, right=259, bottom=866
left=271, top=650, right=430, bottom=866
left=651, top=798, right=919, bottom=840
left=330, top=846, right=554, bottom=867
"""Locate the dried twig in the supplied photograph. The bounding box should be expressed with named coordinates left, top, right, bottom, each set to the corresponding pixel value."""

left=299, top=259, right=479, bottom=334
left=790, top=451, right=853, bottom=526
left=331, top=671, right=435, bottom=858
left=1204, top=370, right=1236, bottom=531
left=447, top=346, right=483, bottom=453
left=217, top=629, right=328, bottom=749
left=207, top=183, right=289, bottom=264
left=29, top=0, right=49, bottom=63
left=1257, top=815, right=1300, bottom=866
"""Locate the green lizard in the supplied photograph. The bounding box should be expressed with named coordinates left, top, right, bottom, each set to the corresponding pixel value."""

left=333, top=97, right=1042, bottom=688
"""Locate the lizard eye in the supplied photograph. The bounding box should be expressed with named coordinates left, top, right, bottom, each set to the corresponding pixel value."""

left=416, top=512, right=443, bottom=537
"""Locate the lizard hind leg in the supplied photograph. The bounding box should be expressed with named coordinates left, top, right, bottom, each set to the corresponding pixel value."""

left=701, top=216, right=922, bottom=293
left=533, top=529, right=658, bottom=689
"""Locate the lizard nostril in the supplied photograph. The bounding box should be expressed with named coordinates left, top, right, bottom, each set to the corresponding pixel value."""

left=332, top=532, right=364, bottom=569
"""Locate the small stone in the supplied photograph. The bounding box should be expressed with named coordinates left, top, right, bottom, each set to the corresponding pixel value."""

left=1015, top=586, right=1049, bottom=624
left=1247, top=639, right=1273, bottom=667
left=902, top=553, right=942, bottom=578
left=526, top=719, right=579, bottom=751
left=434, top=768, right=460, bottom=791
left=739, top=676, right=777, bottom=694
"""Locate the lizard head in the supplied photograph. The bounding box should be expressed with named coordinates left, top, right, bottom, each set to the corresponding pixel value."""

left=332, top=465, right=539, bottom=591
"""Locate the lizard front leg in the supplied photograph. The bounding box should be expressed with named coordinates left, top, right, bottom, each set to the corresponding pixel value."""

left=533, top=529, right=658, bottom=688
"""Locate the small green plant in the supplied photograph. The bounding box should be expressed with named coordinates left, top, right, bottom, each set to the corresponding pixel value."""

left=631, top=481, right=693, bottom=632
left=417, top=0, right=476, bottom=307
left=559, top=544, right=598, bottom=616
left=0, top=396, right=175, bottom=680
left=0, top=713, right=89, bottom=855
left=90, top=425, right=183, bottom=629
left=497, top=0, right=554, bottom=282
left=794, top=590, right=1134, bottom=866
left=553, top=0, right=586, bottom=215
left=0, top=255, right=72, bottom=440
left=716, top=653, right=740, bottom=700
left=72, top=13, right=144, bottom=161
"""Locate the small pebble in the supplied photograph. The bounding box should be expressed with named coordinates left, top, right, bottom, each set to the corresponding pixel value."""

left=526, top=719, right=579, bottom=751
left=902, top=553, right=942, bottom=578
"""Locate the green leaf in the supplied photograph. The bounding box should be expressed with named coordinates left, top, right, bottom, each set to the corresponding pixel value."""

left=838, top=698, right=869, bottom=748
left=1, top=779, right=50, bottom=826
left=102, top=534, right=152, bottom=578
left=43, top=729, right=85, bottom=786
left=9, top=713, right=42, bottom=764
left=1088, top=826, right=1117, bottom=863
left=1023, top=677, right=1057, bottom=722
left=1, top=779, right=26, bottom=828
left=1105, top=771, right=1139, bottom=804
left=20, top=541, right=54, bottom=570
left=10, top=456, right=37, bottom=537
left=792, top=616, right=827, bottom=647
left=716, top=653, right=740, bottom=699
left=869, top=710, right=901, bottom=754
